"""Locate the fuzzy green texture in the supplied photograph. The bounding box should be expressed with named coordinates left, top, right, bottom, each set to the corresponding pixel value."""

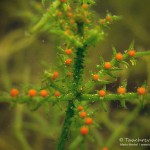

left=1, top=0, right=150, bottom=149
left=57, top=21, right=86, bottom=150
left=57, top=101, right=75, bottom=150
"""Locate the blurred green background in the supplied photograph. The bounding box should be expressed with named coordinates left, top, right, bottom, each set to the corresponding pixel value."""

left=0, top=0, right=150, bottom=150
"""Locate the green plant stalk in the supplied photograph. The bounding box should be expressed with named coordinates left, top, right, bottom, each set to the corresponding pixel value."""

left=30, top=0, right=60, bottom=33
left=1, top=93, right=150, bottom=104
left=57, top=23, right=85, bottom=150
left=81, top=93, right=150, bottom=102
left=13, top=105, right=32, bottom=150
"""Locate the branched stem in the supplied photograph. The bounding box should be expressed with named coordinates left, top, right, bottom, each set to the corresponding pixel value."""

left=56, top=22, right=86, bottom=150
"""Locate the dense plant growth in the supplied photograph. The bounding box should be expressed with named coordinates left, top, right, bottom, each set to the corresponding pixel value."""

left=0, top=0, right=150, bottom=150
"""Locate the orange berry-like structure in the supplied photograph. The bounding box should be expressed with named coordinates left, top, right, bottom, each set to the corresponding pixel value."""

left=137, top=87, right=147, bottom=95
left=128, top=50, right=136, bottom=57
left=80, top=126, right=89, bottom=135
left=40, top=90, right=48, bottom=98
left=77, top=105, right=83, bottom=111
left=28, top=89, right=37, bottom=97
left=92, top=74, right=99, bottom=81
left=53, top=71, right=59, bottom=80
left=65, top=49, right=72, bottom=55
left=82, top=4, right=88, bottom=9
left=116, top=53, right=123, bottom=61
left=106, top=15, right=111, bottom=22
left=117, top=87, right=126, bottom=94
left=10, top=88, right=19, bottom=97
left=98, top=90, right=106, bottom=97
left=99, top=19, right=105, bottom=24
left=67, top=12, right=73, bottom=18
left=54, top=91, right=61, bottom=97
left=85, top=117, right=93, bottom=125
left=79, top=111, right=87, bottom=118
left=104, top=62, right=111, bottom=69
left=70, top=19, right=75, bottom=24
left=65, top=59, right=72, bottom=65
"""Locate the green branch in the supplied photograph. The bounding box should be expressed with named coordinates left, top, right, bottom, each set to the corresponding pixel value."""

left=30, top=0, right=61, bottom=33
left=56, top=21, right=86, bottom=150
left=1, top=92, right=150, bottom=104
left=81, top=93, right=150, bottom=102
left=134, top=50, right=150, bottom=58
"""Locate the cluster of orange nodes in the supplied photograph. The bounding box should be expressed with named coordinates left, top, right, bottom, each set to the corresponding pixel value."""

left=10, top=88, right=49, bottom=98
left=98, top=90, right=106, bottom=97
left=80, top=126, right=89, bottom=135
left=92, top=74, right=99, bottom=81
left=99, top=14, right=112, bottom=25
left=77, top=105, right=93, bottom=135
left=65, top=58, right=72, bottom=65
left=79, top=111, right=87, bottom=118
left=65, top=49, right=72, bottom=55
left=28, top=89, right=37, bottom=97
left=10, top=88, right=19, bottom=97
left=128, top=49, right=136, bottom=57
left=54, top=91, right=61, bottom=97
left=82, top=3, right=88, bottom=9
left=104, top=62, right=112, bottom=69
left=77, top=105, right=83, bottom=111
left=53, top=71, right=59, bottom=80
left=137, top=87, right=146, bottom=95
left=40, top=90, right=48, bottom=98
left=116, top=53, right=123, bottom=61
left=117, top=86, right=126, bottom=94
